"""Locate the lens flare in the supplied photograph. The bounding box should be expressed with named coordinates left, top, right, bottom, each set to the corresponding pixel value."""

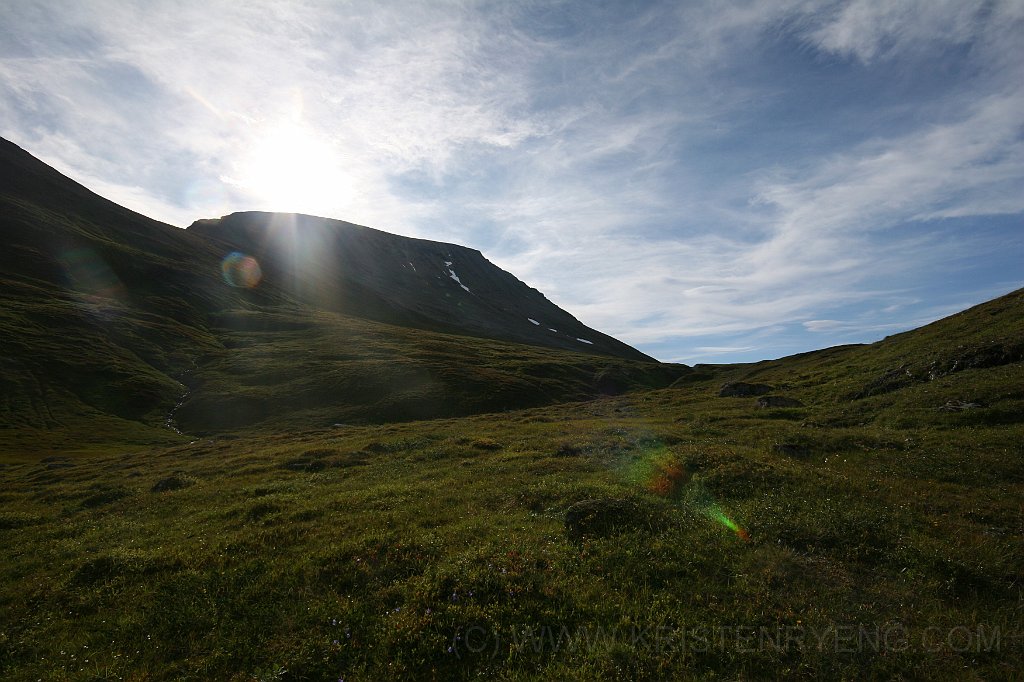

left=704, top=504, right=751, bottom=542
left=221, top=252, right=262, bottom=288
left=623, top=445, right=750, bottom=541
left=623, top=446, right=691, bottom=497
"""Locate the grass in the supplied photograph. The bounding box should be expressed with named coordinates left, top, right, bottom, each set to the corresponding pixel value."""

left=2, top=287, right=1021, bottom=679
left=173, top=308, right=686, bottom=433
left=2, top=341, right=1022, bottom=679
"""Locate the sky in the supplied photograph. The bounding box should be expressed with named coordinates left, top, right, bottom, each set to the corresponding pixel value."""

left=2, top=0, right=1022, bottom=364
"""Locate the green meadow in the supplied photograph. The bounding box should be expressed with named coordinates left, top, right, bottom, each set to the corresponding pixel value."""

left=2, top=290, right=1022, bottom=680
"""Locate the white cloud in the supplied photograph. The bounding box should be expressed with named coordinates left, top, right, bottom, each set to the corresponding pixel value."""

left=693, top=345, right=757, bottom=354
left=804, top=0, right=986, bottom=63
left=802, top=318, right=917, bottom=334
left=0, top=0, right=549, bottom=231
left=1, top=0, right=1022, bottom=361
left=755, top=90, right=1024, bottom=235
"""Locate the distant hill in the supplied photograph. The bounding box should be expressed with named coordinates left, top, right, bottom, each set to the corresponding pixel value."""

left=694, top=286, right=1024, bottom=428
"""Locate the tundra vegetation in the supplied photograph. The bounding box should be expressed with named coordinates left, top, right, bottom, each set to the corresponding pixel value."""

left=1, top=138, right=1022, bottom=679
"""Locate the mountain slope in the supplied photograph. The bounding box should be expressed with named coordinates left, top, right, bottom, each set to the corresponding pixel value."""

left=188, top=211, right=651, bottom=361
left=0, top=138, right=248, bottom=449
left=687, top=286, right=1024, bottom=429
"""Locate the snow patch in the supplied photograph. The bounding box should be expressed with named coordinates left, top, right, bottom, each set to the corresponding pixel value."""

left=527, top=318, right=540, bottom=325
left=445, top=265, right=471, bottom=293
left=576, top=338, right=594, bottom=345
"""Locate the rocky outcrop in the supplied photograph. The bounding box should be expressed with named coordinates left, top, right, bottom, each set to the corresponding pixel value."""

left=719, top=382, right=773, bottom=397
left=852, top=341, right=1024, bottom=400
left=757, top=396, right=805, bottom=409
left=937, top=400, right=984, bottom=412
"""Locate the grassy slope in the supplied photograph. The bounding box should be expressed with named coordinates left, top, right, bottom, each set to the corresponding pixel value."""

left=0, top=287, right=688, bottom=456
left=701, top=287, right=1024, bottom=428
left=0, top=157, right=266, bottom=454
left=1, top=292, right=1021, bottom=680
left=173, top=308, right=686, bottom=434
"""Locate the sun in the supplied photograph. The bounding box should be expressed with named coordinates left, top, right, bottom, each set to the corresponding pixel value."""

left=225, top=122, right=352, bottom=216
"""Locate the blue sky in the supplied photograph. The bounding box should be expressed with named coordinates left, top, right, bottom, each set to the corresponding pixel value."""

left=2, top=0, right=1022, bottom=363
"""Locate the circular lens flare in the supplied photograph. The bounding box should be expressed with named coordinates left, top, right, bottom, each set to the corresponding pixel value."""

left=221, top=252, right=262, bottom=288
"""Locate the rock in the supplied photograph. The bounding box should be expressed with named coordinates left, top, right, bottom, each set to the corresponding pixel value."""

left=928, top=342, right=1024, bottom=379
left=151, top=474, right=194, bottom=492
left=850, top=366, right=917, bottom=400
left=757, top=396, right=805, bottom=409
left=773, top=443, right=811, bottom=459
left=937, top=400, right=984, bottom=412
left=564, top=498, right=664, bottom=541
left=719, top=382, right=773, bottom=397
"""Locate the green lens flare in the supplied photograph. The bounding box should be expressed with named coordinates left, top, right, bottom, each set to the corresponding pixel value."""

left=705, top=506, right=750, bottom=541
left=621, top=445, right=750, bottom=541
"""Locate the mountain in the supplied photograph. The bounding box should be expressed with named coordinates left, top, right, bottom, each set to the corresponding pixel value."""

left=188, top=212, right=652, bottom=361
left=0, top=137, right=684, bottom=451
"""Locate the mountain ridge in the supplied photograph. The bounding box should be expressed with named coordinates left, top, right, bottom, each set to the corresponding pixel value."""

left=186, top=210, right=652, bottom=361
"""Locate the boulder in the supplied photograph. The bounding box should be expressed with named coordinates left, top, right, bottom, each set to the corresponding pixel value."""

left=757, top=396, right=805, bottom=409
left=719, top=382, right=773, bottom=397
left=564, top=498, right=665, bottom=541
left=937, top=400, right=984, bottom=412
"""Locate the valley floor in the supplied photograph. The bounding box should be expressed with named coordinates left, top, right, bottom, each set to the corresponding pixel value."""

left=2, top=374, right=1022, bottom=680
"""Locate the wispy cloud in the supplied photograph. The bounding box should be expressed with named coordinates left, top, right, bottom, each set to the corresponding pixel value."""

left=804, top=0, right=996, bottom=63
left=755, top=91, right=1024, bottom=236
left=479, top=0, right=1024, bottom=354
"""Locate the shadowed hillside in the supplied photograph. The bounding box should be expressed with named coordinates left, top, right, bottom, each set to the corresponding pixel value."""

left=0, top=138, right=683, bottom=453
left=189, top=211, right=652, bottom=361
